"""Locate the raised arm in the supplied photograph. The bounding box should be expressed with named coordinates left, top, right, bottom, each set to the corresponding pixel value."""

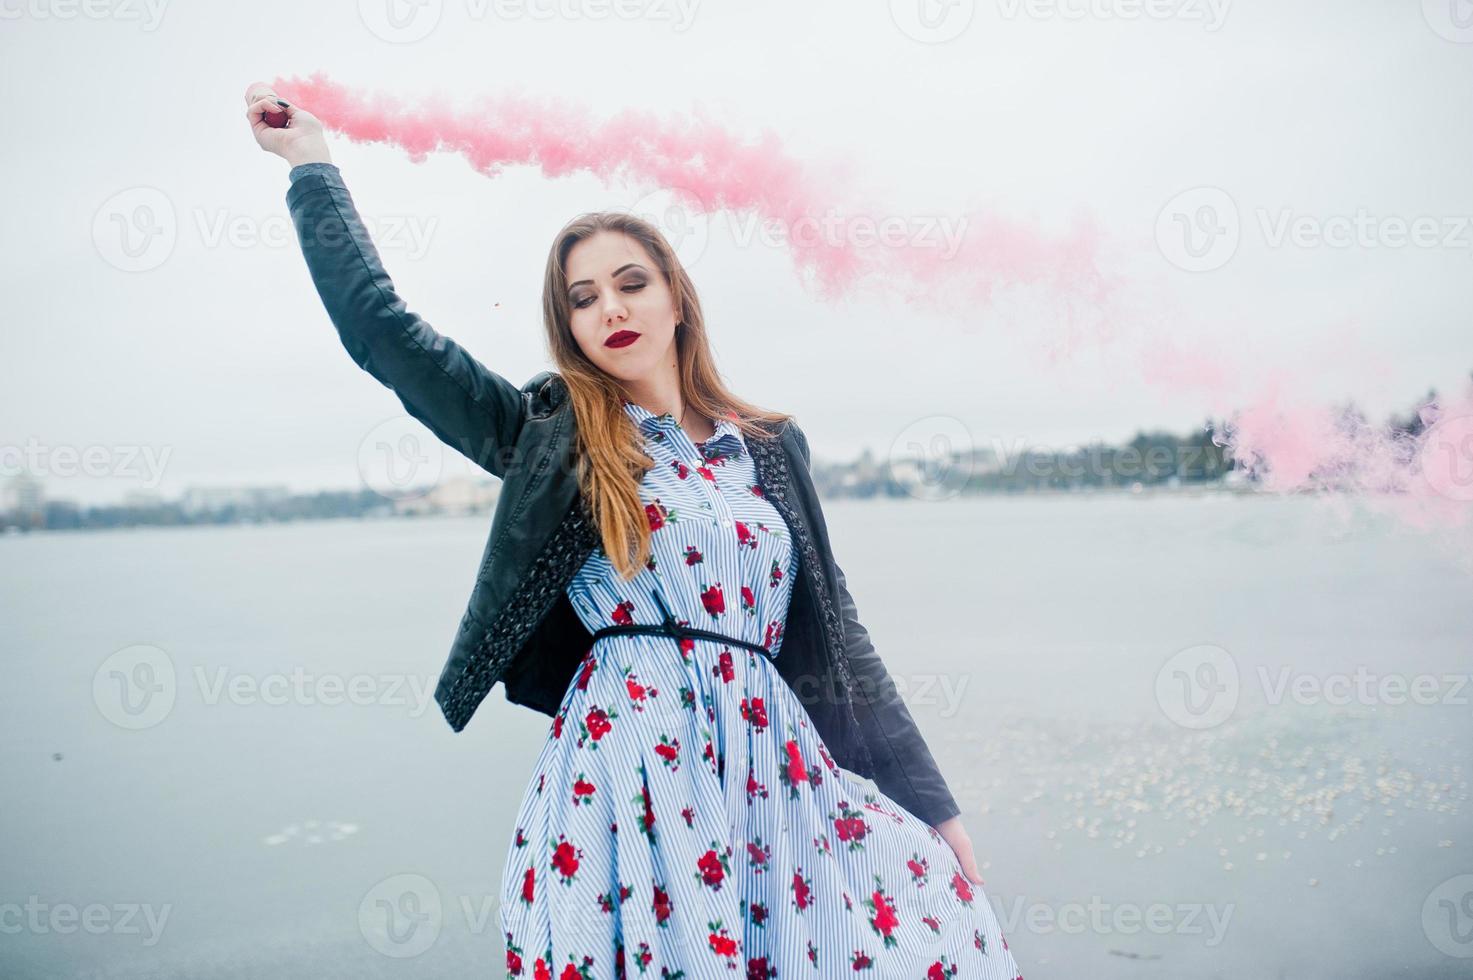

left=244, top=82, right=526, bottom=479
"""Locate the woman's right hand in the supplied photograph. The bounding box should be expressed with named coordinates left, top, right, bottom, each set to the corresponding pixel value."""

left=243, top=81, right=332, bottom=168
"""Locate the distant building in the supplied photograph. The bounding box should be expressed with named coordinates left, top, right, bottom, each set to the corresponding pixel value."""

left=392, top=476, right=500, bottom=516
left=1, top=474, right=44, bottom=516
left=179, top=484, right=292, bottom=516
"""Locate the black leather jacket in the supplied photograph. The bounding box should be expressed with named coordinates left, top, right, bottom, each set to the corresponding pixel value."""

left=284, top=164, right=961, bottom=828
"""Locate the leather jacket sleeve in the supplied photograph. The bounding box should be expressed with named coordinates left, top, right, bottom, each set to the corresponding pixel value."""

left=791, top=423, right=963, bottom=828
left=285, top=163, right=527, bottom=479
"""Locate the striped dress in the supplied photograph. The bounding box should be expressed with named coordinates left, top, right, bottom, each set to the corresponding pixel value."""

left=498, top=400, right=1023, bottom=980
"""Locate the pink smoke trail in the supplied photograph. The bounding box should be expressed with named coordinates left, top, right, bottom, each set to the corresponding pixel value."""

left=268, top=73, right=1473, bottom=535
left=268, top=72, right=1120, bottom=322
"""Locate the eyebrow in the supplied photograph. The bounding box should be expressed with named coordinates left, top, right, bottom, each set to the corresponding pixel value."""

left=568, top=263, right=647, bottom=291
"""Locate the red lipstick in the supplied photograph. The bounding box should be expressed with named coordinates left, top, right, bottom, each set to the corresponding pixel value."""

left=605, top=330, right=641, bottom=348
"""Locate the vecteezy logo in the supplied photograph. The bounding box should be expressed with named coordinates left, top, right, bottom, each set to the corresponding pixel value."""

left=1155, top=643, right=1239, bottom=730
left=1155, top=187, right=1240, bottom=272
left=359, top=0, right=444, bottom=43
left=1423, top=0, right=1473, bottom=43
left=1422, top=873, right=1473, bottom=958
left=889, top=416, right=975, bottom=502
left=93, top=644, right=177, bottom=730
left=626, top=183, right=713, bottom=272
left=890, top=0, right=975, bottom=44
left=1418, top=412, right=1473, bottom=503
left=359, top=873, right=443, bottom=957
left=357, top=416, right=446, bottom=500
left=92, top=187, right=177, bottom=273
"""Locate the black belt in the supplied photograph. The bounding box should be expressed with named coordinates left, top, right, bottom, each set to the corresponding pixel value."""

left=589, top=588, right=773, bottom=657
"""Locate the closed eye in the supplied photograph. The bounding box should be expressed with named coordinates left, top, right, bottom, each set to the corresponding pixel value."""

left=573, top=282, right=645, bottom=309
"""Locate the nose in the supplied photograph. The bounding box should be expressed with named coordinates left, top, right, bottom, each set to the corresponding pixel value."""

left=603, top=298, right=628, bottom=327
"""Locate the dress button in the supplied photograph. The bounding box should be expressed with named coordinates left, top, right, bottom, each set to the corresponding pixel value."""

left=721, top=519, right=732, bottom=528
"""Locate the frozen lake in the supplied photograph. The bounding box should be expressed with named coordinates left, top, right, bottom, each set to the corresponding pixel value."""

left=2, top=494, right=1469, bottom=979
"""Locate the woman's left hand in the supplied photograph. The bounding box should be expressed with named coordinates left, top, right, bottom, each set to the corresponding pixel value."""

left=934, top=815, right=984, bottom=885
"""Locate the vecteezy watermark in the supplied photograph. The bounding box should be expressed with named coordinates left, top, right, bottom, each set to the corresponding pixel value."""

left=1418, top=411, right=1473, bottom=503
left=0, top=897, right=172, bottom=946
left=359, top=873, right=443, bottom=958
left=624, top=183, right=714, bottom=273
left=994, top=0, right=1231, bottom=31
left=357, top=0, right=701, bottom=43
left=91, top=644, right=438, bottom=729
left=1258, top=666, right=1472, bottom=708
left=1156, top=186, right=1473, bottom=272
left=888, top=416, right=977, bottom=502
left=1155, top=643, right=1473, bottom=729
left=995, top=894, right=1235, bottom=946
left=358, top=416, right=447, bottom=501
left=889, top=0, right=976, bottom=44
left=725, top=208, right=969, bottom=262
left=1422, top=0, right=1473, bottom=44
left=1154, top=643, right=1240, bottom=730
left=1422, top=873, right=1473, bottom=958
left=0, top=438, right=172, bottom=488
left=92, top=186, right=440, bottom=273
left=0, top=0, right=169, bottom=30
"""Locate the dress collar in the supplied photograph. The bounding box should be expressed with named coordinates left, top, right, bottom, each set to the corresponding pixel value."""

left=622, top=399, right=747, bottom=460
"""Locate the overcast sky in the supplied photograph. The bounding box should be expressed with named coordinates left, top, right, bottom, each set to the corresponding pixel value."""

left=3, top=1, right=1471, bottom=505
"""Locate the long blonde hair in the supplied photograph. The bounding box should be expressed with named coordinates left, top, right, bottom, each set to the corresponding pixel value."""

left=542, top=212, right=792, bottom=580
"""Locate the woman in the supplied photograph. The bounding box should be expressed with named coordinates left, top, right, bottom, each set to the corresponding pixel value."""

left=245, top=85, right=1023, bottom=979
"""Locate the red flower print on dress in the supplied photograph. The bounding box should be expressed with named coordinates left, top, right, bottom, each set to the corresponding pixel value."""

left=571, top=774, right=596, bottom=806
left=806, top=939, right=817, bottom=967
left=700, top=583, right=725, bottom=617
left=575, top=652, right=598, bottom=691
left=926, top=958, right=960, bottom=979
left=791, top=868, right=813, bottom=911
left=745, top=836, right=771, bottom=873
left=740, top=584, right=756, bottom=614
left=633, top=941, right=652, bottom=971
left=694, top=844, right=732, bottom=890
left=767, top=558, right=783, bottom=589
left=610, top=600, right=636, bottom=627
left=652, top=882, right=673, bottom=926
left=745, top=765, right=768, bottom=803
left=514, top=826, right=528, bottom=848
left=862, top=799, right=904, bottom=825
left=706, top=919, right=739, bottom=960
left=506, top=933, right=524, bottom=975
left=748, top=901, right=768, bottom=927
left=520, top=866, right=535, bottom=905
left=907, top=853, right=931, bottom=886
left=779, top=739, right=817, bottom=798
left=749, top=482, right=764, bottom=497
left=644, top=499, right=670, bottom=531
left=746, top=955, right=774, bottom=979
left=949, top=870, right=975, bottom=905
left=713, top=649, right=734, bottom=683
left=623, top=667, right=658, bottom=710
left=682, top=545, right=703, bottom=566
left=629, top=774, right=657, bottom=842
left=557, top=955, right=594, bottom=980
left=696, top=464, right=716, bottom=482
left=680, top=805, right=695, bottom=827
left=597, top=882, right=631, bottom=914
left=550, top=711, right=565, bottom=740
left=668, top=458, right=690, bottom=480
left=549, top=835, right=581, bottom=885
left=577, top=705, right=618, bottom=748
left=533, top=955, right=551, bottom=980
left=735, top=520, right=755, bottom=549
left=922, top=914, right=941, bottom=933
left=864, top=877, right=900, bottom=948
left=740, top=696, right=768, bottom=731
left=654, top=734, right=680, bottom=771
left=830, top=801, right=870, bottom=851
left=974, top=927, right=986, bottom=952
left=850, top=950, right=874, bottom=970
left=762, top=620, right=783, bottom=649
